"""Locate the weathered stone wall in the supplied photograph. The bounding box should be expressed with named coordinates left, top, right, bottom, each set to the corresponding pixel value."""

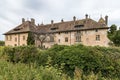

left=5, top=33, right=28, bottom=46
left=37, top=29, right=109, bottom=48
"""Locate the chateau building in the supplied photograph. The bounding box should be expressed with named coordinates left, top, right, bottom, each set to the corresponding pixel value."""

left=4, top=14, right=109, bottom=48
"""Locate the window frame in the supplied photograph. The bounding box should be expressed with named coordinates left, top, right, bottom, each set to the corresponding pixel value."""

left=65, top=37, right=68, bottom=42
left=96, top=35, right=100, bottom=41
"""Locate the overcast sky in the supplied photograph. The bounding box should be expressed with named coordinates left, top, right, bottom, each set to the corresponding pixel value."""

left=0, top=0, right=120, bottom=40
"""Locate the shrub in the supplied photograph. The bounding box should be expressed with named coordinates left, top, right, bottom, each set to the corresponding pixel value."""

left=2, top=46, right=39, bottom=63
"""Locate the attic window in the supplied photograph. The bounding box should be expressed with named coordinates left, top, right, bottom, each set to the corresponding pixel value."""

left=74, top=25, right=84, bottom=28
left=14, top=28, right=22, bottom=31
left=51, top=27, right=58, bottom=30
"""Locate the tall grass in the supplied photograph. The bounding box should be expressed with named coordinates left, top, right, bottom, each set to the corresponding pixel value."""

left=0, top=60, right=63, bottom=80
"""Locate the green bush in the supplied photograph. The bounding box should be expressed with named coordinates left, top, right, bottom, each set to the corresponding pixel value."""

left=1, top=44, right=120, bottom=79
left=2, top=46, right=39, bottom=63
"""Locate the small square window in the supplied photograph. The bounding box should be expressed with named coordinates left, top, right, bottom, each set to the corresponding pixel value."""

left=65, top=37, right=68, bottom=42
left=14, top=44, right=17, bottom=46
left=95, top=29, right=98, bottom=32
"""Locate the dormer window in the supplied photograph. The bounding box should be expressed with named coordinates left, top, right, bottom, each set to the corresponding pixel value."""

left=51, top=27, right=58, bottom=30
left=74, top=25, right=84, bottom=28
left=14, top=27, right=22, bottom=31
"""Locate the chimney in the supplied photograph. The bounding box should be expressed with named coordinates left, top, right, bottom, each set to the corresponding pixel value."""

left=61, top=19, right=64, bottom=22
left=51, top=20, right=54, bottom=24
left=85, top=14, right=88, bottom=19
left=105, top=15, right=108, bottom=25
left=31, top=18, right=35, bottom=24
left=73, top=16, right=76, bottom=21
left=22, top=18, right=25, bottom=23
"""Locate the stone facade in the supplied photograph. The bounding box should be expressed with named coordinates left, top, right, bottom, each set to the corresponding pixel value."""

left=5, top=33, right=28, bottom=46
left=41, top=29, right=109, bottom=48
left=4, top=15, right=110, bottom=47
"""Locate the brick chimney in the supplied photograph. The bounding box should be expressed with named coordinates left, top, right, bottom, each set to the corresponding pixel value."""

left=22, top=18, right=25, bottom=23
left=31, top=18, right=35, bottom=24
left=105, top=15, right=108, bottom=25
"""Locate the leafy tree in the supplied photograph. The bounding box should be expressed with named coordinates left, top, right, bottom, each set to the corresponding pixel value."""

left=108, top=24, right=117, bottom=41
left=0, top=41, right=5, bottom=46
left=109, top=24, right=117, bottom=34
left=113, top=30, right=120, bottom=46
left=27, top=32, right=35, bottom=45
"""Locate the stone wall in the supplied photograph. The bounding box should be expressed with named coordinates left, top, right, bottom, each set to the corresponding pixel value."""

left=37, top=29, right=109, bottom=48
left=5, top=33, right=28, bottom=46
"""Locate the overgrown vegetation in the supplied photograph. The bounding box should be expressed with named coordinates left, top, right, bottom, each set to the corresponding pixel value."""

left=0, top=45, right=120, bottom=80
left=0, top=40, right=5, bottom=46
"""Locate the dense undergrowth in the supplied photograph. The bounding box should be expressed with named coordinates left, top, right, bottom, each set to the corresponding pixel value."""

left=0, top=44, right=120, bottom=80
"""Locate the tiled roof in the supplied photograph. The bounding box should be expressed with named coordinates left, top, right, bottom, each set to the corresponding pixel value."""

left=37, top=18, right=108, bottom=33
left=4, top=17, right=109, bottom=35
left=4, top=21, right=37, bottom=35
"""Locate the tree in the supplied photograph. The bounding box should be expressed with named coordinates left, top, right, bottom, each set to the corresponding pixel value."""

left=109, top=24, right=117, bottom=34
left=0, top=41, right=5, bottom=46
left=27, top=32, right=35, bottom=45
left=108, top=24, right=117, bottom=41
left=34, top=33, right=48, bottom=48
left=113, top=30, right=120, bottom=46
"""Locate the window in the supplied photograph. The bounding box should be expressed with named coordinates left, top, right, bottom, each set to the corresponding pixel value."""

left=58, top=39, right=60, bottom=43
left=77, top=31, right=81, bottom=34
left=76, top=36, right=81, bottom=42
left=65, top=37, right=68, bottom=42
left=65, top=32, right=68, bottom=34
left=50, top=36, right=54, bottom=42
left=58, top=32, right=61, bottom=35
left=23, top=36, right=25, bottom=40
left=96, top=35, right=100, bottom=41
left=10, top=35, right=12, bottom=41
left=74, top=25, right=84, bottom=28
left=51, top=27, right=58, bottom=30
left=6, top=36, right=8, bottom=41
left=85, top=31, right=87, bottom=34
left=95, top=29, right=98, bottom=32
left=22, top=44, right=25, bottom=46
left=15, top=37, right=17, bottom=42
left=14, top=44, right=17, bottom=46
